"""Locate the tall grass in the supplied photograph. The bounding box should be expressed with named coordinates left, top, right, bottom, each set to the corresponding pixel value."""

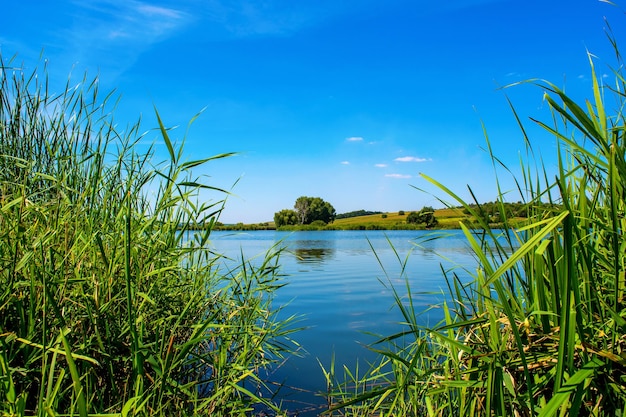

left=0, top=56, right=297, bottom=416
left=323, top=19, right=626, bottom=417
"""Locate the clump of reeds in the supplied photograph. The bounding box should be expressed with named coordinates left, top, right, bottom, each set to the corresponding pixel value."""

left=323, top=18, right=626, bottom=417
left=0, top=56, right=296, bottom=416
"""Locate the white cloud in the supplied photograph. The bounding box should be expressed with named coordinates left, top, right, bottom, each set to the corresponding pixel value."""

left=394, top=156, right=431, bottom=162
left=341, top=161, right=350, bottom=165
left=139, top=4, right=185, bottom=19
left=385, top=173, right=412, bottom=179
left=346, top=136, right=364, bottom=142
left=375, top=163, right=387, bottom=168
left=60, top=0, right=191, bottom=79
left=73, top=1, right=189, bottom=41
left=200, top=1, right=411, bottom=38
left=200, top=0, right=316, bottom=37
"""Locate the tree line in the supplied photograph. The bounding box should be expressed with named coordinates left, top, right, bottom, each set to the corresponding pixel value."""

left=336, top=210, right=382, bottom=219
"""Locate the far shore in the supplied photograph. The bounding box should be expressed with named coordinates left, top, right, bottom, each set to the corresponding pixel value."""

left=209, top=206, right=529, bottom=231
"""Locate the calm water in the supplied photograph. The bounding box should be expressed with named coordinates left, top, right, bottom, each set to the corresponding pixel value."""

left=208, top=229, right=478, bottom=415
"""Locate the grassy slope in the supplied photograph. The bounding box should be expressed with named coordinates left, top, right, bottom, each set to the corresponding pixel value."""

left=332, top=208, right=468, bottom=229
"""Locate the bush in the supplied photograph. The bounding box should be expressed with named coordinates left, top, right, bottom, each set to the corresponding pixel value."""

left=406, top=207, right=438, bottom=228
left=274, top=209, right=298, bottom=227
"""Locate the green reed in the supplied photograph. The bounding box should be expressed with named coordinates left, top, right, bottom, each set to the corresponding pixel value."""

left=0, top=56, right=297, bottom=416
left=323, top=18, right=626, bottom=417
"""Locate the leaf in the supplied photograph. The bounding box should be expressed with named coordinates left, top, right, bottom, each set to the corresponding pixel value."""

left=60, top=329, right=88, bottom=417
left=154, top=106, right=176, bottom=164
left=486, top=211, right=569, bottom=286
left=179, top=153, right=237, bottom=170
left=537, top=358, right=604, bottom=417
left=177, top=181, right=231, bottom=193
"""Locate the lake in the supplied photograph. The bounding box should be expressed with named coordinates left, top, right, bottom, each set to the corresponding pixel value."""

left=208, top=229, right=478, bottom=415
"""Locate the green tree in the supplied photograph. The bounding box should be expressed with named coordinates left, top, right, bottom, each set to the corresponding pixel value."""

left=294, top=196, right=312, bottom=224
left=407, top=206, right=438, bottom=228
left=294, top=196, right=336, bottom=224
left=406, top=211, right=419, bottom=224
left=274, top=209, right=298, bottom=227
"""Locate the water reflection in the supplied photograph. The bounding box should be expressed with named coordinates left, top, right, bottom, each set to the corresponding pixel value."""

left=288, top=239, right=336, bottom=264
left=293, top=247, right=335, bottom=263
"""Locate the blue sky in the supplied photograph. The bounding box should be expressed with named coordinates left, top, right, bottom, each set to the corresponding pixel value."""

left=2, top=1, right=625, bottom=223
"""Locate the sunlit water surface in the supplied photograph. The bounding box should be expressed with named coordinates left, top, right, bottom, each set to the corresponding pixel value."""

left=208, top=229, right=482, bottom=415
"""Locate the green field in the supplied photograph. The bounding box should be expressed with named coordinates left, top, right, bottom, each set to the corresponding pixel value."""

left=331, top=208, right=469, bottom=229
